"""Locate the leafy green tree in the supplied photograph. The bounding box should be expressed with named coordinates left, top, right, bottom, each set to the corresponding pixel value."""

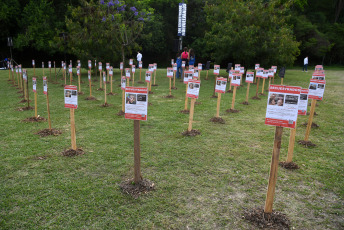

left=204, top=0, right=300, bottom=68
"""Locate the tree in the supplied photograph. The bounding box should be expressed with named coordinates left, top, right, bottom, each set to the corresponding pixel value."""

left=204, top=0, right=300, bottom=68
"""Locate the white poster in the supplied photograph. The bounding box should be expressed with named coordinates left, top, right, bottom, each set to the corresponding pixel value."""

left=77, top=60, right=81, bottom=67
left=308, top=79, right=325, bottom=101
left=129, top=59, right=133, bottom=65
left=312, top=73, right=325, bottom=80
left=214, top=65, right=220, bottom=75
left=215, top=77, right=227, bottom=93
left=106, top=63, right=110, bottom=70
left=139, top=61, right=142, bottom=69
left=88, top=70, right=91, bottom=82
left=64, top=85, right=78, bottom=109
left=231, top=74, right=241, bottom=86
left=120, top=62, right=123, bottom=70
left=109, top=67, right=113, bottom=76
left=183, top=71, right=193, bottom=84
left=125, top=68, right=131, bottom=78
left=32, top=78, right=37, bottom=92
left=132, top=65, right=136, bottom=73
left=193, top=68, right=199, bottom=78
left=98, top=62, right=102, bottom=71
left=145, top=71, right=152, bottom=82
left=187, top=80, right=201, bottom=99
left=154, top=63, right=157, bottom=71
left=198, top=63, right=202, bottom=70
left=149, top=64, right=154, bottom=72
left=255, top=64, right=260, bottom=70
left=235, top=64, right=240, bottom=71
left=125, top=87, right=148, bottom=121
left=77, top=67, right=80, bottom=76
left=43, top=77, right=48, bottom=95
left=228, top=70, right=234, bottom=79
left=246, top=72, right=254, bottom=83
left=182, top=61, right=186, bottom=68
left=256, top=68, right=263, bottom=78
left=167, top=68, right=173, bottom=78
left=262, top=70, right=269, bottom=79
left=268, top=69, right=274, bottom=78
left=88, top=60, right=91, bottom=69
left=69, top=65, right=72, bottom=73
left=23, top=70, right=27, bottom=81
left=298, top=88, right=309, bottom=115
left=240, top=67, right=245, bottom=74
left=171, top=59, right=174, bottom=65
left=173, top=63, right=177, bottom=71
left=271, top=66, right=277, bottom=73
left=121, top=76, right=126, bottom=90
left=103, top=71, right=106, bottom=82
left=189, top=65, right=194, bottom=72
left=32, top=60, right=35, bottom=66
left=265, top=85, right=301, bottom=129
left=48, top=61, right=51, bottom=68
left=42, top=62, right=44, bottom=68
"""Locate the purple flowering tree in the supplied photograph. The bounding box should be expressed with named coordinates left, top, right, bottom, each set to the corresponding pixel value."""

left=63, top=0, right=153, bottom=65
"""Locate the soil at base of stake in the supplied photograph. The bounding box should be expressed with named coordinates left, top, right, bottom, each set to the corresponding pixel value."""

left=298, top=140, right=317, bottom=147
left=252, top=96, right=261, bottom=100
left=241, top=101, right=249, bottom=105
left=180, top=109, right=190, bottom=114
left=36, top=128, right=62, bottom=137
left=101, top=103, right=111, bottom=107
left=227, top=90, right=233, bottom=93
left=61, top=84, right=66, bottom=87
left=279, top=161, right=300, bottom=169
left=85, top=97, right=97, bottom=100
left=117, top=110, right=125, bottom=116
left=195, top=102, right=202, bottom=105
left=182, top=129, right=201, bottom=136
left=210, top=95, right=218, bottom=98
left=171, top=87, right=177, bottom=90
left=301, top=122, right=319, bottom=128
left=78, top=91, right=84, bottom=95
left=19, top=99, right=31, bottom=103
left=97, top=88, right=104, bottom=91
left=149, top=91, right=154, bottom=94
left=259, top=93, right=266, bottom=96
left=17, top=106, right=34, bottom=111
left=17, top=91, right=23, bottom=94
left=308, top=102, right=319, bottom=107
left=137, top=81, right=144, bottom=84
left=62, top=148, right=85, bottom=157
left=119, top=179, right=155, bottom=198
left=23, top=116, right=46, bottom=122
left=107, top=92, right=117, bottom=95
left=151, top=84, right=158, bottom=87
left=243, top=207, right=291, bottom=230
left=164, top=95, right=174, bottom=98
left=306, top=111, right=318, bottom=116
left=226, top=109, right=239, bottom=113
left=210, top=117, right=225, bottom=124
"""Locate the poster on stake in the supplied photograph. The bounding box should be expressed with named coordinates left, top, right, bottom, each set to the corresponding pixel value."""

left=235, top=64, right=240, bottom=71
left=213, top=65, right=220, bottom=75
left=187, top=80, right=201, bottom=99
left=215, top=77, right=227, bottom=94
left=246, top=72, right=254, bottom=83
left=43, top=77, right=48, bottom=95
left=265, top=85, right=301, bottom=129
left=184, top=71, right=194, bottom=84
left=308, top=79, right=325, bottom=100
left=193, top=68, right=199, bottom=79
left=64, top=85, right=78, bottom=109
left=125, top=87, right=148, bottom=121
left=298, top=88, right=309, bottom=115
left=231, top=74, right=241, bottom=86
left=312, top=73, right=325, bottom=80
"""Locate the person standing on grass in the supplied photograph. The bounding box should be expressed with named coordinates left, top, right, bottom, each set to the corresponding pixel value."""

left=137, top=51, right=142, bottom=65
left=188, top=49, right=195, bottom=67
left=303, top=56, right=308, bottom=72
left=176, top=52, right=182, bottom=79
left=181, top=47, right=189, bottom=69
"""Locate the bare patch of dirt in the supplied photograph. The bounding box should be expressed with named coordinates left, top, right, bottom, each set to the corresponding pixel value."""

left=180, top=109, right=190, bottom=114
left=16, top=106, right=34, bottom=111
left=279, top=161, right=300, bottom=170
left=62, top=148, right=85, bottom=157
left=23, top=116, right=46, bottom=122
left=148, top=102, right=153, bottom=106
left=182, top=129, right=201, bottom=136
left=164, top=95, right=174, bottom=98
left=85, top=96, right=97, bottom=100
left=119, top=178, right=155, bottom=198
left=298, top=140, right=316, bottom=147
left=34, top=155, right=49, bottom=160
left=151, top=84, right=158, bottom=87
left=78, top=91, right=84, bottom=95
left=149, top=91, right=154, bottom=94
left=97, top=88, right=104, bottom=91
left=226, top=109, right=240, bottom=113
left=19, top=99, right=31, bottom=103
left=36, top=128, right=62, bottom=137
left=117, top=110, right=125, bottom=116
left=61, top=84, right=66, bottom=87
left=137, top=81, right=144, bottom=84
left=308, top=102, right=319, bottom=107
left=259, top=93, right=266, bottom=96
left=241, top=101, right=249, bottom=105
left=300, top=122, right=319, bottom=128
left=210, top=95, right=218, bottom=98
left=101, top=103, right=111, bottom=107
left=210, top=117, right=225, bottom=124
left=171, top=87, right=178, bottom=90
left=227, top=89, right=233, bottom=93
left=17, top=90, right=23, bottom=94
left=195, top=102, right=202, bottom=105
left=243, top=207, right=291, bottom=230
left=18, top=95, right=24, bottom=98
left=252, top=96, right=261, bottom=100
left=107, top=92, right=117, bottom=96
left=306, top=112, right=318, bottom=116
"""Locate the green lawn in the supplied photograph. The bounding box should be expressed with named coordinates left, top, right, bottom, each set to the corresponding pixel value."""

left=0, top=66, right=343, bottom=229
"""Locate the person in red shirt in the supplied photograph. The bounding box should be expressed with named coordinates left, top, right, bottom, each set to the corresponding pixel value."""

left=181, top=47, right=189, bottom=70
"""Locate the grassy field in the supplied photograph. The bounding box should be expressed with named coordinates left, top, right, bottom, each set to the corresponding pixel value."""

left=0, top=65, right=343, bottom=229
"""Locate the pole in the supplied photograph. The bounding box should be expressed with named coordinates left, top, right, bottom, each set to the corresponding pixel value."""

left=188, top=98, right=196, bottom=131
left=264, top=126, right=283, bottom=213
left=261, top=78, right=266, bottom=94
left=231, top=86, right=237, bottom=110
left=169, top=77, right=172, bottom=96
left=286, top=121, right=297, bottom=163
left=304, top=99, right=317, bottom=141
left=122, top=89, right=125, bottom=112
left=34, top=92, right=38, bottom=118
left=70, top=108, right=77, bottom=150
left=245, top=82, right=250, bottom=103
left=216, top=93, right=221, bottom=117
left=173, top=71, right=176, bottom=88
left=184, top=84, right=188, bottom=110
left=134, top=120, right=142, bottom=183
left=47, top=91, right=52, bottom=130
left=255, top=78, right=260, bottom=97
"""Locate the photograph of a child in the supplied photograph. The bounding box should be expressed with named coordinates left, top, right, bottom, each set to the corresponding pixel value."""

left=189, top=83, right=194, bottom=89
left=65, top=90, right=71, bottom=98
left=32, top=80, right=36, bottom=86
left=285, top=95, right=299, bottom=104
left=216, top=81, right=221, bottom=86
left=43, top=80, right=47, bottom=87
left=126, top=94, right=136, bottom=104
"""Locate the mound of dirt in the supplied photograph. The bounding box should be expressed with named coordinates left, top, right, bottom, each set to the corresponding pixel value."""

left=226, top=109, right=239, bottom=113
left=85, top=96, right=97, bottom=100
left=279, top=161, right=300, bottom=170
left=107, top=92, right=117, bottom=96
left=17, top=106, right=34, bottom=111
left=259, top=93, right=266, bottom=96
left=62, top=148, right=85, bottom=157
left=243, top=207, right=291, bottom=230
left=23, top=116, right=46, bottom=122
left=301, top=122, right=319, bottom=128
left=195, top=102, right=202, bottom=105
left=210, top=95, right=218, bottom=98
left=149, top=91, right=154, bottom=94
left=19, top=99, right=31, bottom=103
left=101, top=103, right=111, bottom=107
left=119, top=179, right=155, bottom=198
left=298, top=140, right=316, bottom=147
left=227, top=90, right=233, bottom=93
left=182, top=129, right=201, bottom=136
left=241, top=101, right=249, bottom=105
left=171, top=87, right=178, bottom=90
left=180, top=109, right=190, bottom=114
left=36, top=128, right=62, bottom=137
left=151, top=84, right=158, bottom=87
left=251, top=96, right=261, bottom=100
left=117, top=110, right=125, bottom=116
left=210, top=117, right=225, bottom=124
left=78, top=91, right=84, bottom=95
left=306, top=112, right=318, bottom=116
left=164, top=95, right=174, bottom=98
left=97, top=88, right=104, bottom=91
left=137, top=81, right=144, bottom=84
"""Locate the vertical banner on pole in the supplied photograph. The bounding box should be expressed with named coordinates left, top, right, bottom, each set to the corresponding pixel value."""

left=243, top=72, right=254, bottom=105
left=227, top=73, right=241, bottom=112
left=98, top=62, right=103, bottom=89
left=64, top=85, right=78, bottom=150
left=212, top=77, right=227, bottom=121
left=184, top=79, right=200, bottom=135
left=166, top=68, right=174, bottom=97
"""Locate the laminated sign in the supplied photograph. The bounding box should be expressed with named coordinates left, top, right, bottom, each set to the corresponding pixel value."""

left=121, top=76, right=126, bottom=90
left=265, top=85, right=301, bottom=129
left=213, top=65, right=220, bottom=75
left=145, top=71, right=152, bottom=82
left=198, top=63, right=202, bottom=70
left=183, top=71, right=193, bottom=84
left=308, top=79, right=325, bottom=100
left=43, top=77, right=48, bottom=95
left=98, top=62, right=102, bottom=71
left=298, top=88, right=309, bottom=115
left=129, top=59, right=133, bottom=65
left=255, top=64, right=260, bottom=70
left=312, top=73, right=325, bottom=80
left=167, top=68, right=174, bottom=78
left=235, top=64, right=240, bottom=71
left=125, top=68, right=131, bottom=78
left=193, top=68, right=199, bottom=78
left=173, top=63, right=177, bottom=71
left=32, top=78, right=37, bottom=92
left=215, top=77, right=227, bottom=93
left=187, top=80, right=201, bottom=99
left=88, top=60, right=91, bottom=69
left=64, top=85, right=78, bottom=109
left=139, top=61, right=142, bottom=69
left=32, top=60, right=35, bottom=66
left=132, top=65, right=136, bottom=73
left=125, top=87, right=148, bottom=121
left=149, top=64, right=154, bottom=72
left=246, top=72, right=254, bottom=83
left=231, top=74, right=241, bottom=86
left=120, top=62, right=123, bottom=70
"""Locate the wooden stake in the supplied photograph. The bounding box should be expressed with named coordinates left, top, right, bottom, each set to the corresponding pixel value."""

left=153, top=70, right=156, bottom=85
left=139, top=68, right=142, bottom=81
left=261, top=78, right=266, bottom=94
left=264, top=126, right=283, bottom=213
left=134, top=120, right=142, bottom=183
left=46, top=91, right=52, bottom=130
left=184, top=84, right=188, bottom=110
left=33, top=66, right=36, bottom=76
left=49, top=68, right=51, bottom=81
left=212, top=75, right=217, bottom=97
left=64, top=69, right=67, bottom=85
left=99, top=70, right=102, bottom=89
left=286, top=121, right=297, bottom=163
left=245, top=82, right=250, bottom=103
left=70, top=71, right=72, bottom=85
left=231, top=86, right=237, bottom=110
left=34, top=92, right=38, bottom=118
left=169, top=77, right=172, bottom=96
left=78, top=74, right=81, bottom=93
left=173, top=71, right=176, bottom=88
left=132, top=72, right=135, bottom=86
left=110, top=75, right=113, bottom=93
left=206, top=70, right=209, bottom=80
left=188, top=98, right=196, bottom=131
left=216, top=93, right=222, bottom=117
left=104, top=78, right=107, bottom=104
left=17, top=71, right=19, bottom=87
left=70, top=108, right=77, bottom=150
left=254, top=71, right=257, bottom=83
left=107, top=69, right=109, bottom=82
left=281, top=78, right=284, bottom=85
left=54, top=62, right=57, bottom=82
left=255, top=77, right=260, bottom=97
left=304, top=99, right=317, bottom=141
left=26, top=79, right=30, bottom=108
left=149, top=81, right=152, bottom=92
left=229, top=78, right=232, bottom=91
